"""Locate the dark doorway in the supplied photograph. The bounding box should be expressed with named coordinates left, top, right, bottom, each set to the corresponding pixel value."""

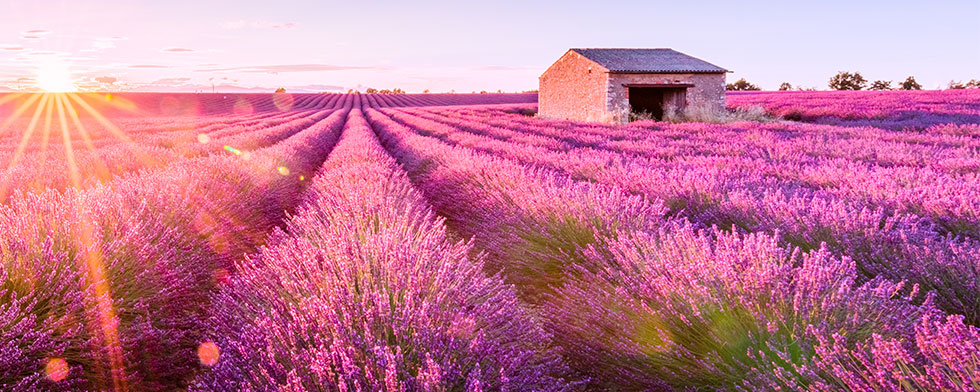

left=626, top=85, right=689, bottom=120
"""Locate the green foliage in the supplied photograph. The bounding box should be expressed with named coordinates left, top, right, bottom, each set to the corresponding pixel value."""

left=900, top=76, right=922, bottom=90
left=629, top=109, right=654, bottom=122
left=868, top=80, right=892, bottom=90
left=828, top=71, right=867, bottom=90
left=947, top=80, right=980, bottom=89
left=726, top=78, right=761, bottom=91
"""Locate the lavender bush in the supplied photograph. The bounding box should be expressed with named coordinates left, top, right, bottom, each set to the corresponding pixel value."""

left=2, top=90, right=979, bottom=391
left=194, top=110, right=574, bottom=391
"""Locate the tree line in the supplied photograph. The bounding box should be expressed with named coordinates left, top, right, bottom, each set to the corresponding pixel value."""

left=727, top=72, right=980, bottom=91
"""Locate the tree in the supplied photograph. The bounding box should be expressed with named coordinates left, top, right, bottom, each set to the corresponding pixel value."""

left=778, top=82, right=793, bottom=91
left=423, top=89, right=430, bottom=94
left=900, top=76, right=922, bottom=90
left=868, top=80, right=892, bottom=90
left=967, top=79, right=980, bottom=89
left=365, top=88, right=378, bottom=94
left=392, top=88, right=405, bottom=94
left=725, top=78, right=761, bottom=91
left=274, top=87, right=286, bottom=93
left=828, top=71, right=867, bottom=90
left=948, top=80, right=966, bottom=90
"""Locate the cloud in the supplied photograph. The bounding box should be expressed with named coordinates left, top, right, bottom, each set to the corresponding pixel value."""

left=128, top=64, right=170, bottom=69
left=287, top=84, right=346, bottom=92
left=410, top=75, right=465, bottom=82
left=149, top=77, right=191, bottom=85
left=20, top=29, right=51, bottom=40
left=219, top=20, right=246, bottom=29
left=212, top=83, right=273, bottom=92
left=136, top=82, right=271, bottom=93
left=195, top=64, right=383, bottom=74
left=220, top=20, right=300, bottom=30
left=95, top=76, right=117, bottom=84
left=162, top=47, right=194, bottom=52
left=93, top=36, right=126, bottom=50
left=121, top=77, right=199, bottom=92
left=0, top=45, right=23, bottom=51
left=475, top=65, right=540, bottom=71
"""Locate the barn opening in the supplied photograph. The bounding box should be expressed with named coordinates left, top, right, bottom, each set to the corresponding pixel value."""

left=625, top=84, right=692, bottom=120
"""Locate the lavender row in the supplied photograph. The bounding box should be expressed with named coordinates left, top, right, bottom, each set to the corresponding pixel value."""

left=368, top=108, right=664, bottom=299
left=407, top=107, right=980, bottom=242
left=193, top=109, right=573, bottom=390
left=388, top=107, right=980, bottom=325
left=0, top=110, right=333, bottom=204
left=726, top=90, right=980, bottom=130
left=434, top=106, right=980, bottom=166
left=367, top=107, right=668, bottom=387
left=0, top=106, right=306, bottom=151
left=367, top=107, right=980, bottom=390
left=547, top=222, right=978, bottom=390
left=417, top=107, right=980, bottom=231
left=177, top=109, right=333, bottom=156
left=0, top=92, right=533, bottom=119
left=0, top=108, right=347, bottom=390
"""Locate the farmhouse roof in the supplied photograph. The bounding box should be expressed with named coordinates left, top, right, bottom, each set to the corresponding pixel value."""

left=570, top=48, right=728, bottom=73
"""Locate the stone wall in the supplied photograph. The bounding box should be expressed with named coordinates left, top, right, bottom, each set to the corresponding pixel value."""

left=606, top=73, right=726, bottom=123
left=539, top=50, right=727, bottom=124
left=538, top=51, right=611, bottom=122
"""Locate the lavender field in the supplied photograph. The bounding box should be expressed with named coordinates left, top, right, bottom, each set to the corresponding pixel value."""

left=2, top=90, right=980, bottom=391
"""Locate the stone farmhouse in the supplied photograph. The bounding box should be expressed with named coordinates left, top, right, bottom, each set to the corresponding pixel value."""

left=538, top=48, right=728, bottom=123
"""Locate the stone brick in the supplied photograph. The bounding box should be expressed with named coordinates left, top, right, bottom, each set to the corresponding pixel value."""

left=539, top=49, right=727, bottom=124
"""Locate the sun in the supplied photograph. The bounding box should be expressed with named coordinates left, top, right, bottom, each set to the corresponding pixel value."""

left=36, top=58, right=77, bottom=92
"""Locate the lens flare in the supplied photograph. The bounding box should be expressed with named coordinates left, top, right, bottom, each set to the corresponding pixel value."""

left=272, top=93, right=295, bottom=111
left=213, top=267, right=231, bottom=285
left=198, top=342, right=221, bottom=366
left=232, top=98, right=253, bottom=115
left=198, top=133, right=211, bottom=143
left=36, top=58, right=77, bottom=92
left=45, top=357, right=69, bottom=382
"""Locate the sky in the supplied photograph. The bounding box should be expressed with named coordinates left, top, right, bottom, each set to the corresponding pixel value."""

left=0, top=0, right=977, bottom=93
